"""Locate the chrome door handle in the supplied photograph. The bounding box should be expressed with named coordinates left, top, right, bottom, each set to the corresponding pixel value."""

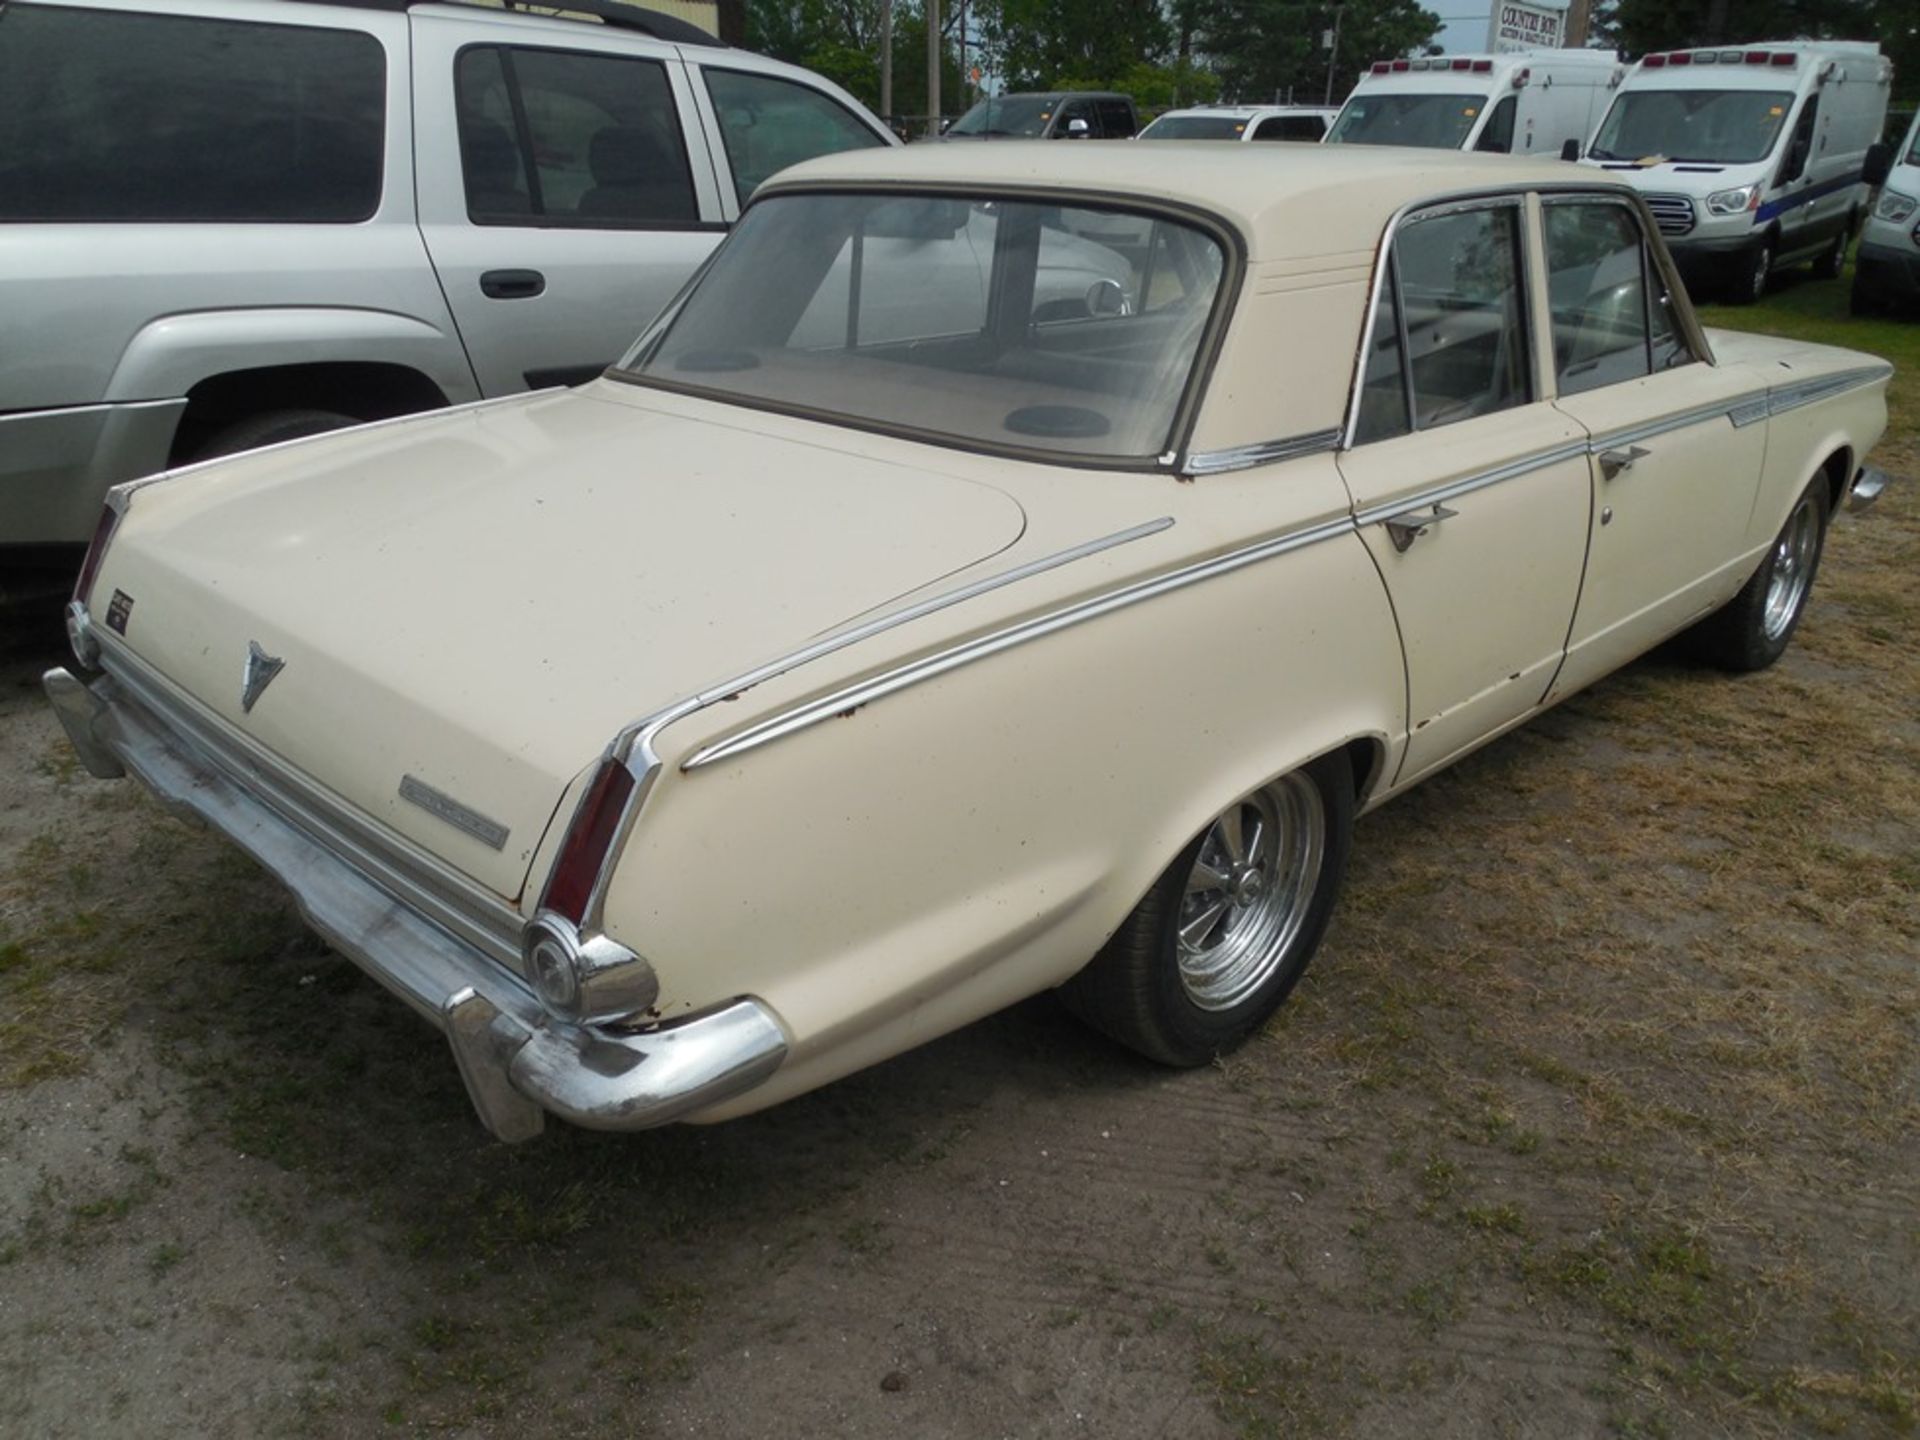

left=1598, top=445, right=1650, bottom=480
left=1383, top=503, right=1458, bottom=553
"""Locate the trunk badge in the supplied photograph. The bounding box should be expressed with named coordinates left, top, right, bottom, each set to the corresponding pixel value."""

left=241, top=641, right=286, bottom=713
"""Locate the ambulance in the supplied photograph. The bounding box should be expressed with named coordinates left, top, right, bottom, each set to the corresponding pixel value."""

left=1326, top=49, right=1622, bottom=158
left=1582, top=42, right=1893, bottom=303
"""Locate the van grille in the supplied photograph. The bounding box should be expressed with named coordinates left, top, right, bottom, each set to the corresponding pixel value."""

left=1643, top=193, right=1696, bottom=236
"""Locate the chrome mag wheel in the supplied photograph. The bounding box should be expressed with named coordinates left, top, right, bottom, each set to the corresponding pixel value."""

left=1762, top=491, right=1822, bottom=642
left=1176, top=776, right=1326, bottom=1012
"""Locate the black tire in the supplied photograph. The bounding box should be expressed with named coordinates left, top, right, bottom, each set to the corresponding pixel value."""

left=1061, top=750, right=1355, bottom=1067
left=193, top=408, right=358, bottom=461
left=1684, top=477, right=1829, bottom=672
left=1729, top=240, right=1773, bottom=305
left=1813, top=226, right=1849, bottom=282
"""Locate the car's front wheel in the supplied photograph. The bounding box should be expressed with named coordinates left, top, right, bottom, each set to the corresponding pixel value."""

left=1062, top=752, right=1354, bottom=1066
left=1730, top=240, right=1773, bottom=304
left=1685, top=476, right=1829, bottom=671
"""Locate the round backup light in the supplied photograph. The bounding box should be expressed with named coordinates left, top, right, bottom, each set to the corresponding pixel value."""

left=527, top=931, right=581, bottom=1015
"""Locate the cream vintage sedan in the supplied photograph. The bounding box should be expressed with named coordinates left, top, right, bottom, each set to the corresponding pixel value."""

left=46, top=145, right=1892, bottom=1142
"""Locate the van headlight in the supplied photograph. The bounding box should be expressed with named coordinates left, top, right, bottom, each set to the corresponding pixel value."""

left=1704, top=184, right=1761, bottom=217
left=1874, top=189, right=1917, bottom=225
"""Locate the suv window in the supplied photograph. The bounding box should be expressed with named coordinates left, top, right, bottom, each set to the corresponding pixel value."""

left=702, top=69, right=884, bottom=199
left=1096, top=100, right=1138, bottom=138
left=1253, top=114, right=1327, bottom=142
left=1357, top=203, right=1530, bottom=437
left=0, top=5, right=384, bottom=223
left=456, top=47, right=698, bottom=227
left=1544, top=200, right=1692, bottom=394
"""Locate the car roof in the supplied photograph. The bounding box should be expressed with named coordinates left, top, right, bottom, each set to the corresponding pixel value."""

left=767, top=143, right=1625, bottom=261
left=1151, top=106, right=1334, bottom=119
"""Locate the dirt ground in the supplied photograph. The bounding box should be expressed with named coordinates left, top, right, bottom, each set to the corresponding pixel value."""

left=3, top=436, right=1918, bottom=1438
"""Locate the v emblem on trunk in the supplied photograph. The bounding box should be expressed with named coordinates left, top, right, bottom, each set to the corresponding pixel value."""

left=241, top=641, right=286, bottom=714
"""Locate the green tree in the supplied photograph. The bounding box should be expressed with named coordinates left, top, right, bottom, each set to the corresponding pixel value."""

left=971, top=0, right=1173, bottom=91
left=1196, top=0, right=1441, bottom=106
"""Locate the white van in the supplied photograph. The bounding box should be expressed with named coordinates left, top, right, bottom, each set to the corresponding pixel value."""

left=1326, top=50, right=1621, bottom=158
left=1851, top=109, right=1920, bottom=315
left=1582, top=42, right=1893, bottom=303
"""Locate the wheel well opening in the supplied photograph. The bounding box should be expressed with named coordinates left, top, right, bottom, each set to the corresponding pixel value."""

left=1342, top=737, right=1384, bottom=804
left=170, top=362, right=449, bottom=463
left=1820, top=447, right=1853, bottom=515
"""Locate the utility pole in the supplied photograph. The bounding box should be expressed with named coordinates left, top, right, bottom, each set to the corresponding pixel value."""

left=1322, top=4, right=1344, bottom=107
left=927, top=0, right=941, bottom=137
left=1565, top=0, right=1591, bottom=46
left=880, top=0, right=892, bottom=126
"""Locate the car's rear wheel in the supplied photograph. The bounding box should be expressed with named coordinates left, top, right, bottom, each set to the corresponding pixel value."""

left=194, top=408, right=358, bottom=461
left=1061, top=752, right=1354, bottom=1066
left=1684, top=477, right=1828, bottom=672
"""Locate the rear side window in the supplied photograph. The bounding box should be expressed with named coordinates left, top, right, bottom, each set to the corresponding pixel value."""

left=703, top=69, right=884, bottom=199
left=1097, top=100, right=1137, bottom=138
left=456, top=47, right=699, bottom=227
left=1356, top=203, right=1531, bottom=436
left=1253, top=115, right=1327, bottom=142
left=1544, top=200, right=1693, bottom=394
left=0, top=5, right=384, bottom=222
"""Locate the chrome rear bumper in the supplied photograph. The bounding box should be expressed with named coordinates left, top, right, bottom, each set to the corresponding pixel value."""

left=43, top=664, right=788, bottom=1142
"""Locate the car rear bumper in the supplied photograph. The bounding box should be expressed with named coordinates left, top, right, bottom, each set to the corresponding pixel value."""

left=43, top=661, right=788, bottom=1142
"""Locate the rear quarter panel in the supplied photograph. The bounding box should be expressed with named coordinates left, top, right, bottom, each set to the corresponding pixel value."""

left=588, top=455, right=1406, bottom=1118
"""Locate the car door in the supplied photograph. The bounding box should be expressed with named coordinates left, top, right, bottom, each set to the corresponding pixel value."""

left=1336, top=195, right=1592, bottom=787
left=1541, top=194, right=1767, bottom=697
left=412, top=14, right=727, bottom=396
left=1771, top=92, right=1824, bottom=258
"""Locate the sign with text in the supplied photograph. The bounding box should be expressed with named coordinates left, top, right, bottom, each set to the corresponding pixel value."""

left=1488, top=0, right=1565, bottom=52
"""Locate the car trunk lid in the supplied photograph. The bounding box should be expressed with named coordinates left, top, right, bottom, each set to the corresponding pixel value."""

left=95, top=388, right=1027, bottom=898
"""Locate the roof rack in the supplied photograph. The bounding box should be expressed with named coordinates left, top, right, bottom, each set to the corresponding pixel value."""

left=314, top=0, right=726, bottom=48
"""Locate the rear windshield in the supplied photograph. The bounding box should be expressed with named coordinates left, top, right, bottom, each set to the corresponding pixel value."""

left=947, top=96, right=1059, bottom=138
left=617, top=193, right=1228, bottom=462
left=1141, top=115, right=1250, bottom=140
left=1589, top=89, right=1795, bottom=165
left=0, top=4, right=385, bottom=222
left=1326, top=92, right=1489, bottom=148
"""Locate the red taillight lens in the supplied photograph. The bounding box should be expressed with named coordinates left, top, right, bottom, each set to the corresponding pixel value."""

left=541, top=758, right=635, bottom=923
left=73, top=501, right=121, bottom=606
left=1770, top=52, right=1795, bottom=66
left=1471, top=59, right=1493, bottom=72
left=1745, top=51, right=1768, bottom=64
left=1370, top=61, right=1390, bottom=74
left=1451, top=58, right=1471, bottom=71
left=1390, top=59, right=1410, bottom=72
left=1669, top=51, right=1692, bottom=65
left=1644, top=54, right=1666, bottom=67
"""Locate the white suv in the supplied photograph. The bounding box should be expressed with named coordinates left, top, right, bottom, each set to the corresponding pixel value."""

left=0, top=0, right=893, bottom=584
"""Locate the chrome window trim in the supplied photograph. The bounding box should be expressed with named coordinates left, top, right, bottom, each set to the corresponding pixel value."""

left=1538, top=190, right=1708, bottom=378
left=93, top=632, right=528, bottom=973
left=1339, top=188, right=1536, bottom=449
left=1341, top=182, right=1719, bottom=449
left=682, top=513, right=1357, bottom=772
left=1182, top=428, right=1342, bottom=476
left=612, top=181, right=1249, bottom=474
